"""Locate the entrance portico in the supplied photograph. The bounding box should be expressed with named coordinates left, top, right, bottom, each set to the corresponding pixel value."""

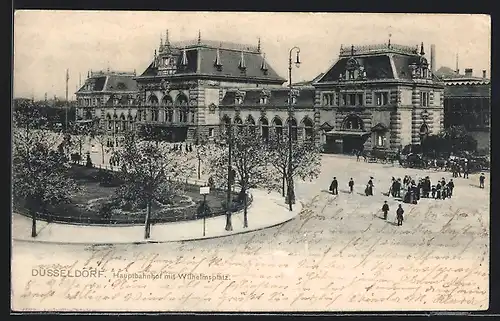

left=324, top=130, right=370, bottom=154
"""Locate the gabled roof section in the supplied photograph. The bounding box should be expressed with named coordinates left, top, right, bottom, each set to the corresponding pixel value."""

left=197, top=47, right=284, bottom=82
left=136, top=40, right=285, bottom=83
left=317, top=55, right=395, bottom=83
left=76, top=72, right=138, bottom=94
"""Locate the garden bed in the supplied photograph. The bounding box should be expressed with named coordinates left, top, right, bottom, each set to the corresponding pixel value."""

left=14, top=164, right=247, bottom=225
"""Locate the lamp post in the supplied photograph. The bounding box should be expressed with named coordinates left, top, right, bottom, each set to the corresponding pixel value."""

left=287, top=46, right=301, bottom=211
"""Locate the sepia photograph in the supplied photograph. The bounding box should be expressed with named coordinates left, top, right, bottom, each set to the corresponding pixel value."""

left=11, top=11, right=490, bottom=312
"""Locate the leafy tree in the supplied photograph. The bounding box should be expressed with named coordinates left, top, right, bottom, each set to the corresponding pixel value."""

left=195, top=135, right=210, bottom=180
left=266, top=132, right=321, bottom=198
left=205, top=126, right=270, bottom=228
left=114, top=131, right=194, bottom=239
left=12, top=101, right=79, bottom=237
left=93, top=127, right=108, bottom=165
left=421, top=126, right=478, bottom=157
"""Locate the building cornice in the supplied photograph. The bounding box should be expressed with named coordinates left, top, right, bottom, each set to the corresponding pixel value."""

left=134, top=73, right=286, bottom=84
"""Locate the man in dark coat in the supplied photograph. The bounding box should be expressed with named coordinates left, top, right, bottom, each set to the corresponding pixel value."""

left=348, top=178, right=354, bottom=193
left=366, top=177, right=374, bottom=196
left=435, top=184, right=441, bottom=199
left=389, top=177, right=395, bottom=196
left=382, top=201, right=389, bottom=220
left=396, top=204, right=404, bottom=226
left=479, top=173, right=486, bottom=189
left=329, top=177, right=338, bottom=195
left=394, top=178, right=401, bottom=198
left=464, top=163, right=469, bottom=179
left=447, top=179, right=454, bottom=197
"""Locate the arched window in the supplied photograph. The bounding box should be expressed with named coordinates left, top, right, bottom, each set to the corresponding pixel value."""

left=287, top=117, right=298, bottom=141
left=176, top=94, right=189, bottom=123
left=234, top=116, right=243, bottom=134
left=152, top=106, right=159, bottom=122
left=246, top=115, right=256, bottom=135
left=222, top=115, right=231, bottom=136
left=106, top=113, right=112, bottom=130
left=166, top=106, right=173, bottom=122
left=260, top=117, right=269, bottom=141
left=272, top=117, right=283, bottom=138
left=302, top=117, right=314, bottom=141
left=148, top=94, right=159, bottom=105
left=341, top=114, right=364, bottom=131
left=419, top=123, right=429, bottom=142
left=119, top=114, right=126, bottom=131
left=162, top=95, right=173, bottom=106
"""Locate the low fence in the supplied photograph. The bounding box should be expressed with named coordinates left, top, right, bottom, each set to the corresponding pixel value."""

left=15, top=193, right=253, bottom=226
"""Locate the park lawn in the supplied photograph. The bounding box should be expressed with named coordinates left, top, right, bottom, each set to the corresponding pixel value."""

left=33, top=165, right=241, bottom=224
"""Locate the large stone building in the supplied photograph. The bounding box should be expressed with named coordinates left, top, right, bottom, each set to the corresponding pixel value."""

left=435, top=67, right=491, bottom=153
left=75, top=70, right=139, bottom=144
left=313, top=43, right=445, bottom=154
left=76, top=33, right=446, bottom=154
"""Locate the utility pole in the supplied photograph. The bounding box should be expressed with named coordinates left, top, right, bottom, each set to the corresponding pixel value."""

left=225, top=120, right=233, bottom=231
left=65, top=69, right=69, bottom=132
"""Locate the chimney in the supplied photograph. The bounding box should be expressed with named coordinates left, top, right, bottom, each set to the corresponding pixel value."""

left=430, top=44, right=436, bottom=72
left=482, top=70, right=487, bottom=79
left=465, top=68, right=473, bottom=77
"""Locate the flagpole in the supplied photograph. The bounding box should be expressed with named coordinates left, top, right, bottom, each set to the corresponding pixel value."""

left=65, top=69, right=69, bottom=132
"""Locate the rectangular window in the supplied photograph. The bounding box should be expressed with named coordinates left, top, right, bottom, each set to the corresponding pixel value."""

left=348, top=94, right=356, bottom=106
left=421, top=92, right=429, bottom=107
left=341, top=94, right=347, bottom=106
left=322, top=93, right=335, bottom=106
left=208, top=128, right=214, bottom=137
left=357, top=93, right=364, bottom=106
left=375, top=92, right=389, bottom=106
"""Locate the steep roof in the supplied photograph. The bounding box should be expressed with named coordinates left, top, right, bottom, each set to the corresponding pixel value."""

left=137, top=41, right=286, bottom=83
left=76, top=72, right=138, bottom=94
left=315, top=44, right=443, bottom=85
left=220, top=87, right=315, bottom=108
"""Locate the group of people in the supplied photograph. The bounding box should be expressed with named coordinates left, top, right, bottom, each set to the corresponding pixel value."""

left=449, top=158, right=470, bottom=179
left=387, top=175, right=455, bottom=204
left=328, top=177, right=373, bottom=196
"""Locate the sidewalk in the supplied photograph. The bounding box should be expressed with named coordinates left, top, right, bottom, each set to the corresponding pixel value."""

left=12, top=189, right=302, bottom=245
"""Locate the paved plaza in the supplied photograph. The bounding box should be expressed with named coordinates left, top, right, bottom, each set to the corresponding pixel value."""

left=12, top=152, right=489, bottom=311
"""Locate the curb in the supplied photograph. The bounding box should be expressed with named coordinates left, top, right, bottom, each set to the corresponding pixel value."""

left=12, top=201, right=302, bottom=246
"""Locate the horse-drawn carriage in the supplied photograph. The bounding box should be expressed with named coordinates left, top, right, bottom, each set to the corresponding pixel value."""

left=399, top=153, right=428, bottom=169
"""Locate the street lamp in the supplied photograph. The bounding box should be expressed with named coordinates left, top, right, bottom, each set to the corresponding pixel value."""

left=287, top=46, right=301, bottom=211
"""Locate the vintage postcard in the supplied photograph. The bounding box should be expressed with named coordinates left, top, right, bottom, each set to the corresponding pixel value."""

left=12, top=11, right=490, bottom=312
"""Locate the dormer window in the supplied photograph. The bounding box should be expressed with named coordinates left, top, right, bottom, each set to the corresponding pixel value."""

left=236, top=97, right=243, bottom=104
left=348, top=70, right=355, bottom=80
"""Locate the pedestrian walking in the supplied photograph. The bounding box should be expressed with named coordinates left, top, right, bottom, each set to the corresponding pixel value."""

left=464, top=164, right=469, bottom=179
left=435, top=184, right=441, bottom=199
left=382, top=201, right=389, bottom=220
left=479, top=173, right=486, bottom=189
left=447, top=179, right=454, bottom=197
left=366, top=177, right=374, bottom=196
left=348, top=178, right=354, bottom=193
left=396, top=204, right=404, bottom=226
left=395, top=178, right=402, bottom=198
left=329, top=177, right=338, bottom=195
left=431, top=184, right=436, bottom=199
left=388, top=177, right=395, bottom=196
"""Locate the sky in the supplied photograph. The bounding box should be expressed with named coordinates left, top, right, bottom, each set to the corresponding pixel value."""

left=13, top=11, right=491, bottom=100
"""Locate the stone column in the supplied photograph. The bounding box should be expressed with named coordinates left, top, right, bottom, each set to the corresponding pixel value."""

left=389, top=109, right=402, bottom=150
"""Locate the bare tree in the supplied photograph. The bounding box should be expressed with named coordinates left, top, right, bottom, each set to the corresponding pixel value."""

left=266, top=132, right=321, bottom=197
left=205, top=126, right=270, bottom=228
left=12, top=100, right=79, bottom=237
left=114, top=131, right=194, bottom=239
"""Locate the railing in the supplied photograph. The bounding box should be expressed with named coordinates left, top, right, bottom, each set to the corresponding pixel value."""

left=339, top=43, right=418, bottom=56
left=14, top=167, right=254, bottom=226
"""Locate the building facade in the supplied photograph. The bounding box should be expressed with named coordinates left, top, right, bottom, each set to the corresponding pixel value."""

left=75, top=70, right=140, bottom=143
left=76, top=34, right=446, bottom=154
left=435, top=67, right=491, bottom=153
left=313, top=43, right=445, bottom=154
left=133, top=33, right=285, bottom=143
